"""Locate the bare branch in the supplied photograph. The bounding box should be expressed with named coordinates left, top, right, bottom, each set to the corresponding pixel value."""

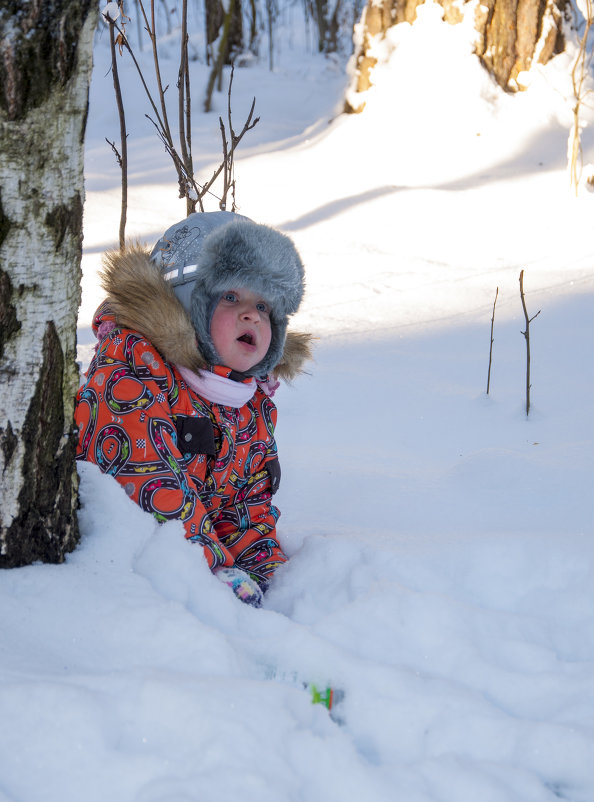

left=144, top=113, right=197, bottom=199
left=486, top=286, right=498, bottom=395
left=197, top=66, right=259, bottom=210
left=519, top=270, right=541, bottom=416
left=177, top=0, right=195, bottom=214
left=105, top=137, right=123, bottom=167
left=219, top=115, right=230, bottom=210
left=109, top=15, right=189, bottom=200
left=107, top=16, right=128, bottom=251
left=142, top=0, right=175, bottom=145
left=105, top=2, right=259, bottom=217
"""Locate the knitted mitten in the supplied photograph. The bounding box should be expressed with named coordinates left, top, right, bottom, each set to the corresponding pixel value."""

left=214, top=567, right=263, bottom=608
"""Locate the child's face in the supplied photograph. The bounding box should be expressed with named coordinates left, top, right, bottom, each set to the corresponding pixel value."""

left=210, top=288, right=272, bottom=373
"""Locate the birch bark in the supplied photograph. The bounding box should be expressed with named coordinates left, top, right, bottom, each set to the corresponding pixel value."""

left=0, top=0, right=97, bottom=566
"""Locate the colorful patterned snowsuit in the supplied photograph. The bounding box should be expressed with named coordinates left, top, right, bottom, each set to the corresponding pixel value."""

left=75, top=304, right=287, bottom=587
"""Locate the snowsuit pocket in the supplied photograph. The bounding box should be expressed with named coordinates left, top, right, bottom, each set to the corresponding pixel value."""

left=175, top=415, right=216, bottom=457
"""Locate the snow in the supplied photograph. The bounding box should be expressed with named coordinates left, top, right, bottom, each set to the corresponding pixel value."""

left=2, top=2, right=594, bottom=800
left=101, top=2, right=121, bottom=22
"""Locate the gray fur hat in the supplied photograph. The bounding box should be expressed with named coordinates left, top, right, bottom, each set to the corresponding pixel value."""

left=151, top=211, right=305, bottom=378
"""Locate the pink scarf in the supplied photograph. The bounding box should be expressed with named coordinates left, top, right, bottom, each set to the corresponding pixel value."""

left=176, top=365, right=279, bottom=408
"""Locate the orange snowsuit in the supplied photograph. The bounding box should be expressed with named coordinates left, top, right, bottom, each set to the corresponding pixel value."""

left=75, top=301, right=286, bottom=587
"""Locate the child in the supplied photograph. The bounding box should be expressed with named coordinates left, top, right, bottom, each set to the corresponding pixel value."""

left=75, top=212, right=311, bottom=607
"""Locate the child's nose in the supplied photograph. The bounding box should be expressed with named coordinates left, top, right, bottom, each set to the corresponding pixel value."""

left=240, top=304, right=261, bottom=321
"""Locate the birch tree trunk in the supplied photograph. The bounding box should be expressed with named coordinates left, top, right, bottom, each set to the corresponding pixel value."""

left=0, top=0, right=97, bottom=567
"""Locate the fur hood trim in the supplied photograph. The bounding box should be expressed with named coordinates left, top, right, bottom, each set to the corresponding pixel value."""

left=99, top=245, right=312, bottom=382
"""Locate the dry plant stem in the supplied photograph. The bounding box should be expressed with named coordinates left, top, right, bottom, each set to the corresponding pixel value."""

left=111, top=21, right=169, bottom=148
left=108, top=19, right=128, bottom=250
left=137, top=0, right=191, bottom=203
left=109, top=10, right=258, bottom=212
left=105, top=137, right=122, bottom=166
left=178, top=0, right=195, bottom=214
left=220, top=63, right=237, bottom=209
left=143, top=0, right=174, bottom=145
left=219, top=116, right=230, bottom=209
left=203, top=66, right=259, bottom=209
left=519, top=270, right=541, bottom=416
left=226, top=71, right=236, bottom=210
left=109, top=17, right=196, bottom=203
left=486, top=286, right=498, bottom=395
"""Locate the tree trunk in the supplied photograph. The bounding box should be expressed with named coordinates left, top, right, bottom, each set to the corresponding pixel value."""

left=306, top=0, right=345, bottom=53
left=314, top=0, right=330, bottom=51
left=345, top=0, right=569, bottom=112
left=0, top=0, right=97, bottom=568
left=477, top=0, right=569, bottom=87
left=205, top=0, right=244, bottom=64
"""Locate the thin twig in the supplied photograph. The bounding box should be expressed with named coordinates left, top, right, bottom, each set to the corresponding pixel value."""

left=108, top=23, right=128, bottom=249
left=143, top=0, right=175, bottom=144
left=177, top=0, right=195, bottom=213
left=108, top=5, right=259, bottom=214
left=219, top=116, right=229, bottom=210
left=202, top=70, right=259, bottom=208
left=105, top=138, right=123, bottom=167
left=109, top=15, right=192, bottom=202
left=486, top=286, right=498, bottom=395
left=519, top=270, right=541, bottom=416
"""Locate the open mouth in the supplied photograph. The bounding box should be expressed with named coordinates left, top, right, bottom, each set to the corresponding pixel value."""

left=237, top=333, right=255, bottom=346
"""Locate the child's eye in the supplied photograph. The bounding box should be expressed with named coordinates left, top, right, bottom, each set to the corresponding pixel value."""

left=256, top=302, right=270, bottom=314
left=222, top=291, right=238, bottom=303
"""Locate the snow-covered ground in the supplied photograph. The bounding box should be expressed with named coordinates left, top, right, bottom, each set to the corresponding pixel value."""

left=2, top=3, right=594, bottom=800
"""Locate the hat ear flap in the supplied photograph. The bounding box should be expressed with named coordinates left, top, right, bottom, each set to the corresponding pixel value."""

left=247, top=314, right=286, bottom=379
left=189, top=289, right=221, bottom=367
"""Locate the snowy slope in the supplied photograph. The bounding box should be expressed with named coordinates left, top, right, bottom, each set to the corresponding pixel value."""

left=2, top=3, right=594, bottom=801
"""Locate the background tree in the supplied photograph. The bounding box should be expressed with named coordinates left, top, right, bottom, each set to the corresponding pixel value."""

left=303, top=0, right=364, bottom=54
left=0, top=0, right=97, bottom=567
left=307, top=0, right=341, bottom=52
left=205, top=0, right=244, bottom=65
left=345, top=0, right=570, bottom=111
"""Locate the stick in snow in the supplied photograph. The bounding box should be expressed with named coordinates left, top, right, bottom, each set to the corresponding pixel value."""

left=486, top=286, right=498, bottom=395
left=519, top=270, right=541, bottom=416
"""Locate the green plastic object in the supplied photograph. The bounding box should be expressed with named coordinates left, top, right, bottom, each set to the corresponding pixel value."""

left=309, top=684, right=337, bottom=710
